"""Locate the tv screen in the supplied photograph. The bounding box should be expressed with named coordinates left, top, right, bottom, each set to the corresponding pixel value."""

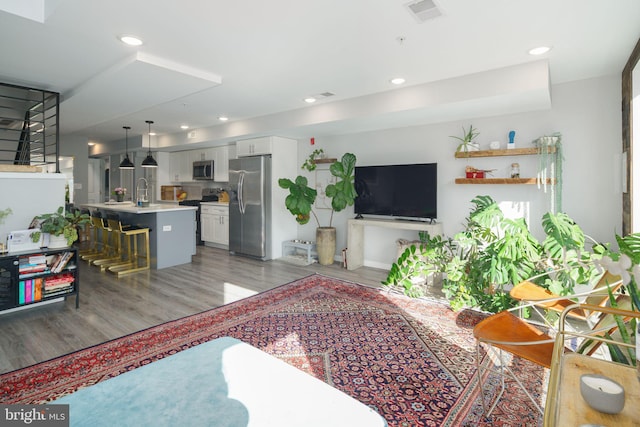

left=354, top=163, right=437, bottom=220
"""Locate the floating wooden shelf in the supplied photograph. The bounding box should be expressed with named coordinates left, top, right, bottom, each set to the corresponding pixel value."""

left=455, top=178, right=556, bottom=185
left=454, top=147, right=556, bottom=158
left=312, top=158, right=337, bottom=164
left=0, top=164, right=42, bottom=172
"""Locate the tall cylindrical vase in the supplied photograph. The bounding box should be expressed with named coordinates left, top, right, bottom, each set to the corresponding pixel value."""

left=316, top=227, right=336, bottom=266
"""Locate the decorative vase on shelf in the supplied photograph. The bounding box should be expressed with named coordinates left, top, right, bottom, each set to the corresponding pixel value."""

left=116, top=194, right=124, bottom=202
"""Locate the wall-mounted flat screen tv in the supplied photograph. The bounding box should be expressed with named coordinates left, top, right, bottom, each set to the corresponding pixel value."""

left=354, top=163, right=437, bottom=220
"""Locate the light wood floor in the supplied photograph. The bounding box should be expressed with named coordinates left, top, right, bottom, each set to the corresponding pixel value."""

left=0, top=245, right=399, bottom=375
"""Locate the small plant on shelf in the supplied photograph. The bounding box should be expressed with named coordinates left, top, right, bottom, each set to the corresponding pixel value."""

left=450, top=125, right=480, bottom=153
left=301, top=149, right=326, bottom=172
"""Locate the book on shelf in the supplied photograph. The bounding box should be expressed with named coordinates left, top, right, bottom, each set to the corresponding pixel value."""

left=25, top=279, right=32, bottom=303
left=18, top=281, right=25, bottom=305
left=28, top=255, right=47, bottom=265
left=50, top=251, right=73, bottom=273
left=44, top=274, right=75, bottom=289
left=44, top=283, right=73, bottom=292
left=43, top=287, right=74, bottom=298
left=19, top=253, right=48, bottom=276
left=34, top=278, right=42, bottom=301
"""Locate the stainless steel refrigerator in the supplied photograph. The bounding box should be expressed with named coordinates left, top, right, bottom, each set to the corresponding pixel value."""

left=228, top=156, right=272, bottom=260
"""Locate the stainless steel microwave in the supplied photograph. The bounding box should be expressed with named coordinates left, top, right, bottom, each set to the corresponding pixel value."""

left=193, top=160, right=215, bottom=180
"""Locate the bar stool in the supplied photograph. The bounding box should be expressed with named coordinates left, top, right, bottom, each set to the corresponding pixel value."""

left=81, top=213, right=113, bottom=262
left=107, top=217, right=151, bottom=277
left=89, top=214, right=128, bottom=270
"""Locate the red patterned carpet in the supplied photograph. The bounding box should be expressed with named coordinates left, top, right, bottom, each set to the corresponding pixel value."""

left=0, top=274, right=544, bottom=426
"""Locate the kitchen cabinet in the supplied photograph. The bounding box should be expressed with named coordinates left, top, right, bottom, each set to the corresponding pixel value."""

left=236, top=137, right=273, bottom=157
left=212, top=145, right=234, bottom=181
left=169, top=151, right=191, bottom=182
left=201, top=203, right=229, bottom=247
left=169, top=149, right=207, bottom=182
left=169, top=146, right=235, bottom=182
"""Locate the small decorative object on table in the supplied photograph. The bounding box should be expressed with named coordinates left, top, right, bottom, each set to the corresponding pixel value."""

left=113, top=187, right=127, bottom=202
left=580, top=374, right=625, bottom=414
left=507, top=130, right=516, bottom=149
left=465, top=166, right=495, bottom=179
left=510, top=163, right=520, bottom=178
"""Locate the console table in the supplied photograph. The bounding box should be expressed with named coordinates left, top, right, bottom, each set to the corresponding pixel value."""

left=346, top=218, right=443, bottom=270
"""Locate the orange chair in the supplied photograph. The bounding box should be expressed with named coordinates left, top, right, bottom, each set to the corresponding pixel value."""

left=473, top=289, right=632, bottom=416
left=509, top=270, right=623, bottom=327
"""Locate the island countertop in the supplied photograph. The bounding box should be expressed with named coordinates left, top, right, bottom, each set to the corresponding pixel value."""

left=82, top=202, right=197, bottom=269
left=83, top=202, right=197, bottom=214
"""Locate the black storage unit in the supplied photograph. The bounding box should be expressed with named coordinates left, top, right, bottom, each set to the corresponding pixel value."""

left=0, top=247, right=79, bottom=313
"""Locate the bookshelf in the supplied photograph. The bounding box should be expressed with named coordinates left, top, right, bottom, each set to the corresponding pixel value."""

left=0, top=247, right=79, bottom=313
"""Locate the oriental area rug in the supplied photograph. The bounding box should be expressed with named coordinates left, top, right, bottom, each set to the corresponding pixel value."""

left=0, top=274, right=544, bottom=426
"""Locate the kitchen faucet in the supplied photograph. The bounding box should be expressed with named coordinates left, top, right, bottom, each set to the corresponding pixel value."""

left=136, top=177, right=149, bottom=206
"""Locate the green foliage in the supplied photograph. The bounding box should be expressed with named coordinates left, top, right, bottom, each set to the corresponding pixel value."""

left=301, top=149, right=325, bottom=172
left=30, top=206, right=90, bottom=246
left=0, top=207, right=11, bottom=224
left=325, top=153, right=357, bottom=213
left=382, top=232, right=453, bottom=298
left=279, top=152, right=357, bottom=228
left=383, top=195, right=601, bottom=313
left=278, top=176, right=317, bottom=225
left=450, top=125, right=480, bottom=152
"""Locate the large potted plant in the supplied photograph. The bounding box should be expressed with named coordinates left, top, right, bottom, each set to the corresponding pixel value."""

left=31, top=206, right=90, bottom=248
left=384, top=195, right=602, bottom=313
left=279, top=152, right=357, bottom=265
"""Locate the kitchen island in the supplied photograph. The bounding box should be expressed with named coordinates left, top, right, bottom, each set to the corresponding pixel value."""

left=82, top=203, right=198, bottom=269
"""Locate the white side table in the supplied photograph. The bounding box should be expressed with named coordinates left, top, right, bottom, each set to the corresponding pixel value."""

left=281, top=240, right=317, bottom=265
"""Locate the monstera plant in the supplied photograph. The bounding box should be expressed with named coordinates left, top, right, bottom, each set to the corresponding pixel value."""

left=279, top=152, right=357, bottom=265
left=384, top=195, right=602, bottom=313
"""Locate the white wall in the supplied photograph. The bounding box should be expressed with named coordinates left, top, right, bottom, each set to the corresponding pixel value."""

left=60, top=134, right=90, bottom=205
left=0, top=173, right=66, bottom=245
left=288, top=75, right=622, bottom=269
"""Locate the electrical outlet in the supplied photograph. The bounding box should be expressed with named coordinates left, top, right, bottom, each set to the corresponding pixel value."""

left=163, top=225, right=172, bottom=232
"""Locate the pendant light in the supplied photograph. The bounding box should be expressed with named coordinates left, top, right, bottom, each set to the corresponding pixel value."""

left=118, top=126, right=135, bottom=169
left=141, top=120, right=158, bottom=168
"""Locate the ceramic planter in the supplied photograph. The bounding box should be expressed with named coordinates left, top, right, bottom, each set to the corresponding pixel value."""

left=316, top=227, right=336, bottom=265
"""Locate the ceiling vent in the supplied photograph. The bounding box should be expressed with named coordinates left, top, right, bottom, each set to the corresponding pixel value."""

left=405, top=0, right=443, bottom=23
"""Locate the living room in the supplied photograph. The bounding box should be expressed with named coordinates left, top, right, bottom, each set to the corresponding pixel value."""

left=1, top=1, right=640, bottom=426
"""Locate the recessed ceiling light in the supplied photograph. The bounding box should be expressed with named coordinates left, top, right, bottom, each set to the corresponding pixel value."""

left=119, top=35, right=143, bottom=46
left=390, top=77, right=406, bottom=85
left=180, top=125, right=189, bottom=130
left=149, top=132, right=156, bottom=136
left=528, top=46, right=551, bottom=56
left=218, top=116, right=229, bottom=121
left=87, top=142, right=96, bottom=146
left=304, top=97, right=317, bottom=104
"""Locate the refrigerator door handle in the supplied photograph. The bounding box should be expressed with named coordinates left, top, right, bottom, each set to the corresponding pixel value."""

left=238, top=171, right=245, bottom=214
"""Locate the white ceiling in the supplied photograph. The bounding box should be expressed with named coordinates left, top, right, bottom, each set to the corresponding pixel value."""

left=0, top=0, right=639, bottom=148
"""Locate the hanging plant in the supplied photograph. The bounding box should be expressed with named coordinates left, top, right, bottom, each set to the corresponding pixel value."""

left=534, top=133, right=563, bottom=213
left=301, top=149, right=326, bottom=172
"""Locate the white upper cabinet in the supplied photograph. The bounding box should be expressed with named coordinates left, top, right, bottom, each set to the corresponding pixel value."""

left=236, top=137, right=273, bottom=157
